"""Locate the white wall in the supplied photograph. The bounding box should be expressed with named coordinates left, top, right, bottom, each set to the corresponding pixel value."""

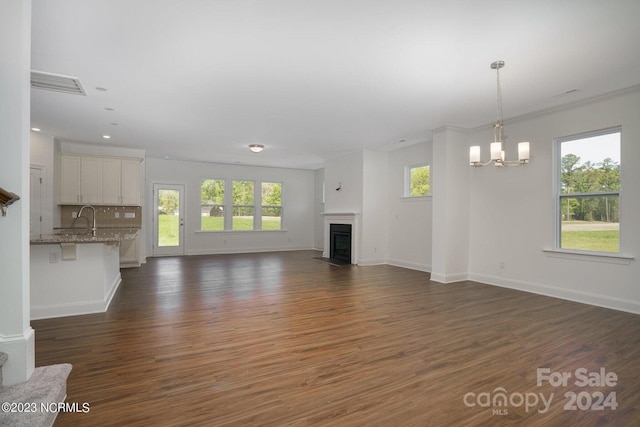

left=386, top=141, right=432, bottom=272
left=0, top=0, right=34, bottom=386
left=431, top=127, right=471, bottom=283
left=145, top=158, right=315, bottom=256
left=30, top=131, right=55, bottom=234
left=323, top=150, right=363, bottom=214
left=313, top=168, right=325, bottom=250
left=360, top=149, right=388, bottom=265
left=468, top=88, right=640, bottom=314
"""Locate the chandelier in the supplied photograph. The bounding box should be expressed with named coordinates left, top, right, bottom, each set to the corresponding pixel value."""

left=470, top=61, right=529, bottom=167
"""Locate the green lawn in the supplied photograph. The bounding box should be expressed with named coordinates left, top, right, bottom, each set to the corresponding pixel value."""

left=561, top=230, right=619, bottom=253
left=158, top=214, right=179, bottom=247
left=159, top=215, right=281, bottom=246
left=201, top=216, right=281, bottom=231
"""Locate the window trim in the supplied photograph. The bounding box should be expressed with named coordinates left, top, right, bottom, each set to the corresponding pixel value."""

left=553, top=125, right=621, bottom=255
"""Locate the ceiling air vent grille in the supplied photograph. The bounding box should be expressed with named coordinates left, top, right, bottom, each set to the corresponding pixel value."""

left=31, top=70, right=87, bottom=96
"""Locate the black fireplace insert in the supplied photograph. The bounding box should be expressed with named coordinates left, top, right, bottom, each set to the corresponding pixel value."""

left=330, top=223, right=352, bottom=264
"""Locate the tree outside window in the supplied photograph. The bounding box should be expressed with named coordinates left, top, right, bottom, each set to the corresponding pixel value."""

left=261, top=182, right=282, bottom=230
left=201, top=179, right=224, bottom=231
left=232, top=180, right=254, bottom=230
left=557, top=128, right=620, bottom=253
left=406, top=165, right=430, bottom=197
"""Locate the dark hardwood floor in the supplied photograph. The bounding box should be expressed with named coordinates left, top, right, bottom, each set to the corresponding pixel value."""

left=34, top=250, right=640, bottom=426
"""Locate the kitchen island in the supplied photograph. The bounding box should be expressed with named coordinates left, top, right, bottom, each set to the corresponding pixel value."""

left=30, top=228, right=139, bottom=320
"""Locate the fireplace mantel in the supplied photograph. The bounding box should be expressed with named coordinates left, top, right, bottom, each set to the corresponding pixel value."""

left=322, top=212, right=360, bottom=264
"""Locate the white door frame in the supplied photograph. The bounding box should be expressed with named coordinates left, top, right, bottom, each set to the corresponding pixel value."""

left=30, top=165, right=44, bottom=236
left=153, top=183, right=186, bottom=256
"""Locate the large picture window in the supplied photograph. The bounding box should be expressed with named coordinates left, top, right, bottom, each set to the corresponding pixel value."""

left=556, top=127, right=621, bottom=253
left=199, top=179, right=284, bottom=232
left=200, top=179, right=225, bottom=231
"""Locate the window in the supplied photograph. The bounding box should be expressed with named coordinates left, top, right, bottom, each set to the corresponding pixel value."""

left=261, top=182, right=282, bottom=230
left=200, top=179, right=225, bottom=231
left=199, top=179, right=284, bottom=232
left=405, top=164, right=430, bottom=197
left=556, top=127, right=620, bottom=253
left=232, top=180, right=254, bottom=230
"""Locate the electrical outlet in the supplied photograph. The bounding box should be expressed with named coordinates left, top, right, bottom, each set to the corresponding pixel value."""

left=499, top=261, right=505, bottom=270
left=115, top=212, right=120, bottom=218
left=124, top=212, right=135, bottom=218
left=72, top=211, right=77, bottom=218
left=49, top=252, right=59, bottom=263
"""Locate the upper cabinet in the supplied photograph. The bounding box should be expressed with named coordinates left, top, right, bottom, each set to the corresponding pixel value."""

left=120, top=159, right=140, bottom=205
left=58, top=154, right=141, bottom=206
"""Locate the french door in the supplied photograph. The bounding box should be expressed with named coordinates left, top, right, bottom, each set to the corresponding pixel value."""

left=153, top=183, right=185, bottom=256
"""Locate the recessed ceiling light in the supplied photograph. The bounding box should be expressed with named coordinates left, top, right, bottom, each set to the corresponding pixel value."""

left=102, top=135, right=111, bottom=139
left=96, top=87, right=107, bottom=91
left=31, top=127, right=41, bottom=132
left=105, top=107, right=115, bottom=111
left=111, top=122, right=120, bottom=126
left=248, top=144, right=264, bottom=153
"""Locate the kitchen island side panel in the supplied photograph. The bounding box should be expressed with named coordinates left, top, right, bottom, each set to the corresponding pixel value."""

left=30, top=242, right=121, bottom=319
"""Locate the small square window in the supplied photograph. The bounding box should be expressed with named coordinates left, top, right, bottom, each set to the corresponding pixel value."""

left=405, top=165, right=430, bottom=197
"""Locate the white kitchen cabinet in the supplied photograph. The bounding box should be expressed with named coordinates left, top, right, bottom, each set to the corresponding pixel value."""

left=102, top=158, right=122, bottom=205
left=59, top=155, right=82, bottom=204
left=120, top=159, right=140, bottom=206
left=80, top=156, right=103, bottom=204
left=59, top=154, right=140, bottom=206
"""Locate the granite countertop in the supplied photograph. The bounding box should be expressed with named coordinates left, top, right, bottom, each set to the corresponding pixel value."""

left=30, top=228, right=140, bottom=245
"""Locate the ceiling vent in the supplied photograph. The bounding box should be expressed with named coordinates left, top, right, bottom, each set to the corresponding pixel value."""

left=31, top=70, right=87, bottom=96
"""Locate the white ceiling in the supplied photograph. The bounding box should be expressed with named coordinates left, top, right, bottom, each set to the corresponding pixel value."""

left=30, top=0, right=640, bottom=170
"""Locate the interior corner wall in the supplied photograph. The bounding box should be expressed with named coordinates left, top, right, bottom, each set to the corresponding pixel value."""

left=468, top=88, right=640, bottom=314
left=387, top=141, right=433, bottom=272
left=313, top=168, right=325, bottom=250
left=0, top=0, right=35, bottom=386
left=430, top=127, right=471, bottom=283
left=360, top=150, right=388, bottom=265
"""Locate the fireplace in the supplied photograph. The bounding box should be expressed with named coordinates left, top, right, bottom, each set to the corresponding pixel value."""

left=330, top=223, right=352, bottom=264
left=322, top=212, right=359, bottom=264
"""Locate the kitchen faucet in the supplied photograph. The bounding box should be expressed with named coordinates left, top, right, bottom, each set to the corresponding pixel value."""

left=78, top=205, right=97, bottom=236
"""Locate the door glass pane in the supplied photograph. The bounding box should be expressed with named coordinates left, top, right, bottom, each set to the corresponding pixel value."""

left=158, top=189, right=180, bottom=247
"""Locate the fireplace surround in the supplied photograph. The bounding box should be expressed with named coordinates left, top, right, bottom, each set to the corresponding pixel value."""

left=322, top=212, right=359, bottom=264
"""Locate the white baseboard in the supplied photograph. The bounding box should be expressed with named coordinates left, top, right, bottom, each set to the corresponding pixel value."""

left=357, top=257, right=386, bottom=266
left=104, top=273, right=122, bottom=312
left=387, top=258, right=431, bottom=273
left=0, top=328, right=35, bottom=386
left=470, top=273, right=640, bottom=315
left=430, top=272, right=469, bottom=283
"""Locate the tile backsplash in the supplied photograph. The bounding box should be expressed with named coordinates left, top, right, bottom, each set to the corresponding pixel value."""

left=60, top=205, right=142, bottom=228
